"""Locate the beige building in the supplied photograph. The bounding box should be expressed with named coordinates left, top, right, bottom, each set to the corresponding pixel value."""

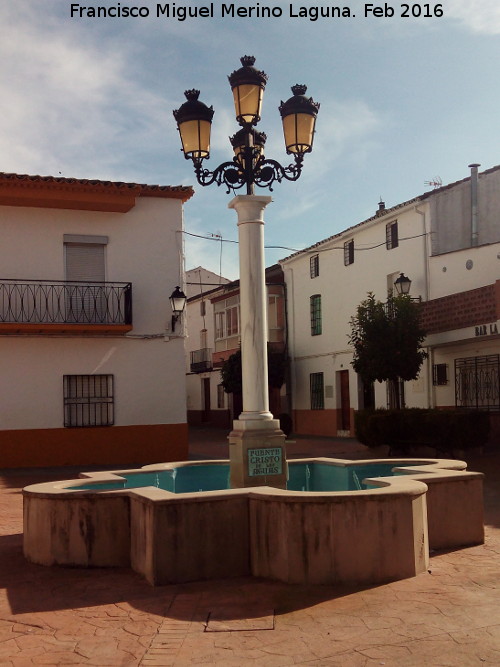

left=0, top=172, right=193, bottom=467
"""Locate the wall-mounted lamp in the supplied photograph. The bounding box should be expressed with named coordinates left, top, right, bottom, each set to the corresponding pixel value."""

left=394, top=273, right=412, bottom=296
left=169, top=286, right=187, bottom=332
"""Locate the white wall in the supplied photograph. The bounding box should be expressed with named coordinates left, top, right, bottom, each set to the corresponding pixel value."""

left=428, top=243, right=500, bottom=299
left=282, top=202, right=430, bottom=414
left=0, top=194, right=187, bottom=431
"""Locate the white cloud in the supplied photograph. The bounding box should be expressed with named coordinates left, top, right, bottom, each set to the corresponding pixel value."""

left=272, top=97, right=380, bottom=226
left=446, top=0, right=500, bottom=34
left=0, top=4, right=170, bottom=180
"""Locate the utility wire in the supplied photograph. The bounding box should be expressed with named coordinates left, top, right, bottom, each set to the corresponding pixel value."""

left=183, top=230, right=429, bottom=254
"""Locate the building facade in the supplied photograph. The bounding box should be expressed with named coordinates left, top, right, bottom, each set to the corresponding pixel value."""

left=280, top=164, right=500, bottom=439
left=185, top=264, right=287, bottom=428
left=0, top=172, right=193, bottom=467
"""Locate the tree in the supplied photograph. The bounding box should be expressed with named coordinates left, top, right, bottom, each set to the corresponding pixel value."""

left=220, top=347, right=286, bottom=395
left=348, top=293, right=427, bottom=409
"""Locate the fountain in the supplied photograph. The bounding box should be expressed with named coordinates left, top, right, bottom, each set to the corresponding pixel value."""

left=23, top=455, right=484, bottom=586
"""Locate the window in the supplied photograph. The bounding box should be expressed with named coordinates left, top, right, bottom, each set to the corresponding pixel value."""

left=455, top=355, right=500, bottom=410
left=200, top=329, right=208, bottom=349
left=310, top=373, right=324, bottom=409
left=310, top=294, right=322, bottom=335
left=217, top=384, right=225, bottom=409
left=214, top=297, right=239, bottom=340
left=64, top=236, right=107, bottom=323
left=344, top=239, right=354, bottom=266
left=64, top=237, right=107, bottom=282
left=64, top=375, right=114, bottom=427
left=310, top=254, right=319, bottom=278
left=387, top=378, right=405, bottom=409
left=433, top=363, right=448, bottom=386
left=386, top=221, right=399, bottom=249
left=200, top=300, right=206, bottom=317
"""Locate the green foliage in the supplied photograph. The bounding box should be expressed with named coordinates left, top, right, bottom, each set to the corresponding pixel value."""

left=348, top=293, right=428, bottom=407
left=220, top=347, right=287, bottom=395
left=355, top=408, right=490, bottom=455
left=220, top=349, right=243, bottom=395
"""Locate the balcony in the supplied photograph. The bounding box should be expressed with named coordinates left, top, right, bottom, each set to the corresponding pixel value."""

left=0, top=279, right=132, bottom=335
left=190, top=348, right=213, bottom=373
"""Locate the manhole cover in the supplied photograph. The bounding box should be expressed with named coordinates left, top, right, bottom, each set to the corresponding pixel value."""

left=205, top=607, right=275, bottom=632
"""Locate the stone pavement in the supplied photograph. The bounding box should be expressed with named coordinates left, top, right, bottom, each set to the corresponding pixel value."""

left=0, top=428, right=499, bottom=665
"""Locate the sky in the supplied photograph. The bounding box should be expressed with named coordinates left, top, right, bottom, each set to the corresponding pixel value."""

left=2, top=1, right=500, bottom=280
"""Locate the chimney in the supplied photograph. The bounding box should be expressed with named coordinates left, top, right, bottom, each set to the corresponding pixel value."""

left=468, top=163, right=480, bottom=247
left=376, top=200, right=386, bottom=216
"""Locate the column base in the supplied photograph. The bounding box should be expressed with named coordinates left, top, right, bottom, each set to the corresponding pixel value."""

left=228, top=418, right=287, bottom=489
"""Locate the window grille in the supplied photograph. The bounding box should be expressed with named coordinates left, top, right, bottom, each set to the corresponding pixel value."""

left=433, top=363, right=448, bottom=386
left=344, top=239, right=354, bottom=266
left=310, top=254, right=319, bottom=278
left=310, top=373, right=325, bottom=409
left=386, top=221, right=399, bottom=249
left=64, top=375, right=114, bottom=427
left=310, top=294, right=322, bottom=335
left=455, top=355, right=500, bottom=411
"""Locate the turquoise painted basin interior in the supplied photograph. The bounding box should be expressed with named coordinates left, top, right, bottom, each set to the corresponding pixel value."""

left=69, top=461, right=429, bottom=494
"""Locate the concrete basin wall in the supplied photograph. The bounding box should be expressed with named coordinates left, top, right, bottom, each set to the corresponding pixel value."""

left=130, top=489, right=251, bottom=585
left=249, top=487, right=428, bottom=585
left=22, top=458, right=484, bottom=586
left=23, top=493, right=130, bottom=567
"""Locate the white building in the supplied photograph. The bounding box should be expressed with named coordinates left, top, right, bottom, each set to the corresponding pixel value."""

left=0, top=172, right=193, bottom=467
left=185, top=265, right=287, bottom=428
left=281, top=164, right=500, bottom=440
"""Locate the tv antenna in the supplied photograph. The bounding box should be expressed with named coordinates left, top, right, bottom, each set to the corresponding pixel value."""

left=424, top=176, right=442, bottom=189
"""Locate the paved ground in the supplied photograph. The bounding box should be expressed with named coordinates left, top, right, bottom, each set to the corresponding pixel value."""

left=1, top=428, right=500, bottom=665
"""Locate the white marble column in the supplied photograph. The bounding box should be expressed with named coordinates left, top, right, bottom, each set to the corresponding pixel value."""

left=229, top=194, right=273, bottom=421
left=227, top=195, right=287, bottom=489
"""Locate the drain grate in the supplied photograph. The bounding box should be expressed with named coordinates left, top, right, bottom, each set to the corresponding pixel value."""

left=205, top=607, right=275, bottom=632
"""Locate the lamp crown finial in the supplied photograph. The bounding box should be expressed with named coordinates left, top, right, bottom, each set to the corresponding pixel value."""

left=184, top=89, right=200, bottom=101
left=240, top=55, right=256, bottom=67
left=291, top=84, right=308, bottom=95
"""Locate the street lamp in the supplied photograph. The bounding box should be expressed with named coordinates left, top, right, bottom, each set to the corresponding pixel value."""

left=174, top=57, right=319, bottom=489
left=169, top=286, right=187, bottom=332
left=173, top=56, right=319, bottom=195
left=394, top=273, right=412, bottom=296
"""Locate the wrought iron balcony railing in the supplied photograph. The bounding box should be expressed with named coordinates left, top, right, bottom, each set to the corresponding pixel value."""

left=0, top=279, right=132, bottom=327
left=190, top=348, right=213, bottom=373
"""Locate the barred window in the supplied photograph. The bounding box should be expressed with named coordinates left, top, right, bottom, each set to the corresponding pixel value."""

left=64, top=375, right=114, bottom=427
left=310, top=254, right=319, bottom=278
left=344, top=239, right=354, bottom=266
left=386, top=221, right=399, bottom=249
left=455, top=355, right=500, bottom=411
left=433, top=363, right=448, bottom=386
left=310, top=294, right=322, bottom=336
left=310, top=372, right=324, bottom=410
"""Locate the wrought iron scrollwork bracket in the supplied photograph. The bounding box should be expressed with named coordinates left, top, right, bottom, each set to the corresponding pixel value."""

left=192, top=153, right=305, bottom=194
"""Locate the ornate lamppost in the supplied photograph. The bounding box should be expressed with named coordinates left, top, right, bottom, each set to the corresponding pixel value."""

left=174, top=56, right=319, bottom=489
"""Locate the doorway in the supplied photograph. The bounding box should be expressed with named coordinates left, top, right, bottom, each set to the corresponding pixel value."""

left=338, top=370, right=351, bottom=432
left=202, top=378, right=211, bottom=422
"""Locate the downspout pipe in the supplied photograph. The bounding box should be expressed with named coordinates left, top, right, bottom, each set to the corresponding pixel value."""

left=469, top=163, right=480, bottom=247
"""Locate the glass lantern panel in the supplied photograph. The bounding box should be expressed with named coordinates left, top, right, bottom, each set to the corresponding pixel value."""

left=233, top=84, right=263, bottom=124
left=179, top=119, right=211, bottom=159
left=283, top=113, right=315, bottom=154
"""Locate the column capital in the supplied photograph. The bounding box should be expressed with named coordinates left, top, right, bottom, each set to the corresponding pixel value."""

left=228, top=195, right=273, bottom=224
